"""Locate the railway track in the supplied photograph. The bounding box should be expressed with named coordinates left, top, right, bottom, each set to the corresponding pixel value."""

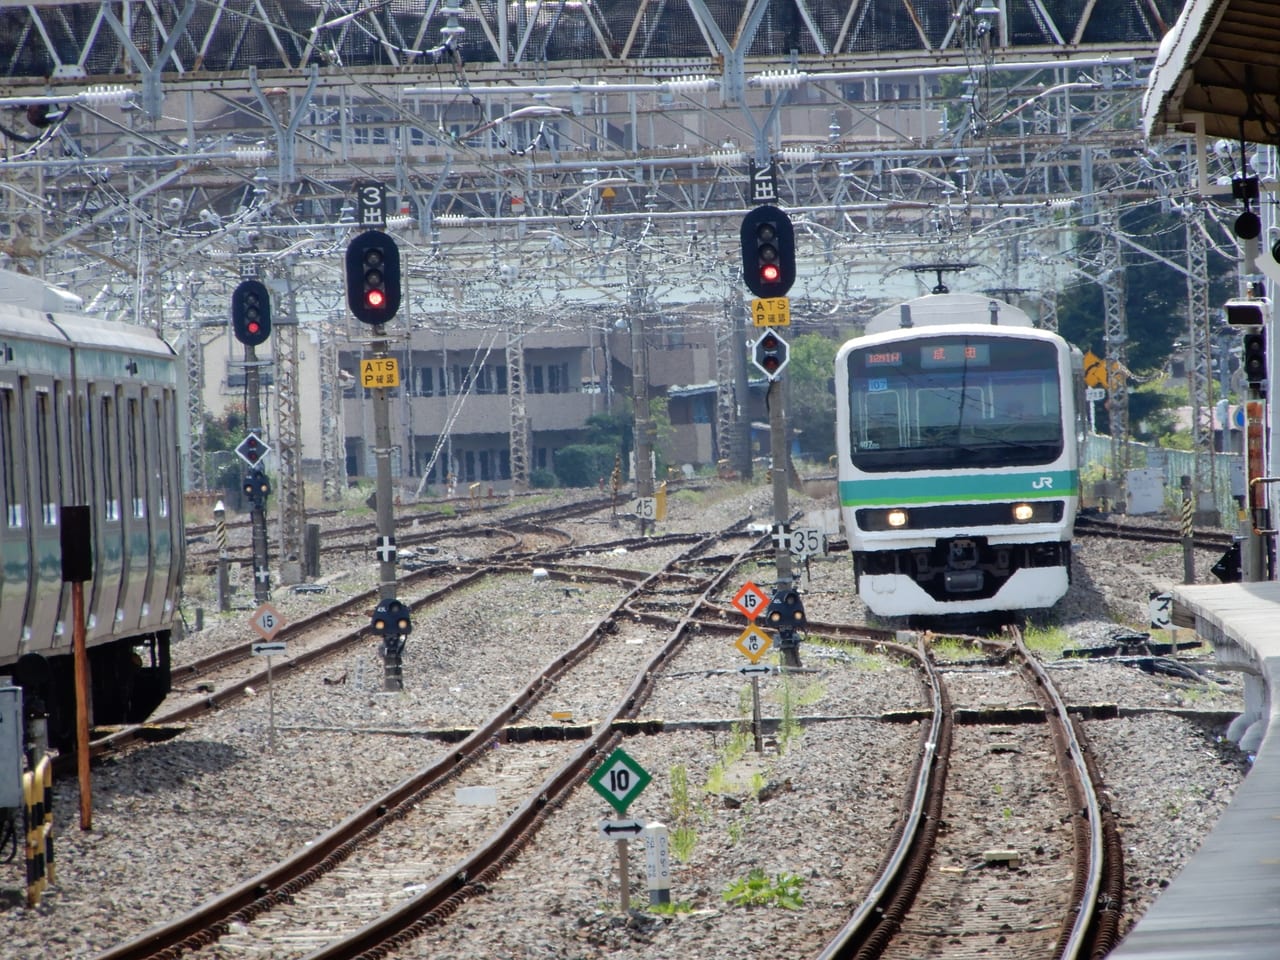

left=96, top=520, right=764, bottom=960
left=77, top=492, right=673, bottom=767
left=184, top=495, right=617, bottom=574
left=819, top=627, right=1123, bottom=960
left=92, top=504, right=1122, bottom=960
left=1073, top=513, right=1235, bottom=551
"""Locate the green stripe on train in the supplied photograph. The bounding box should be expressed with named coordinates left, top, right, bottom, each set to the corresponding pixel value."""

left=839, top=470, right=1078, bottom=506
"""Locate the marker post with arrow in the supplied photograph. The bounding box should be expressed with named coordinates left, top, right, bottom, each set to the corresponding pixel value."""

left=249, top=602, right=287, bottom=752
left=732, top=580, right=772, bottom=753
left=588, top=747, right=653, bottom=911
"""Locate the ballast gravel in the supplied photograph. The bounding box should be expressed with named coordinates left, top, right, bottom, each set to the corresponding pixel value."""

left=0, top=483, right=1251, bottom=959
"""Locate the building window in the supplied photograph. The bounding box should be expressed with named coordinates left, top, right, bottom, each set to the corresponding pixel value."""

left=547, top=362, right=570, bottom=394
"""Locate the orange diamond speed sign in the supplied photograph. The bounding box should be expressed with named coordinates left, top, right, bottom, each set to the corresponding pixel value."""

left=732, top=581, right=769, bottom=620
left=735, top=624, right=773, bottom=664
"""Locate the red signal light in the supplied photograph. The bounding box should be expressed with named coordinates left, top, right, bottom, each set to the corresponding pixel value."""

left=366, top=289, right=385, bottom=308
left=760, top=263, right=781, bottom=283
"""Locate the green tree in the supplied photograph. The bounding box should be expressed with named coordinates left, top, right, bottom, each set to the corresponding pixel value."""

left=785, top=333, right=839, bottom=462
left=1055, top=206, right=1236, bottom=441
left=647, top=395, right=674, bottom=477
left=553, top=445, right=615, bottom=487
left=203, top=402, right=246, bottom=490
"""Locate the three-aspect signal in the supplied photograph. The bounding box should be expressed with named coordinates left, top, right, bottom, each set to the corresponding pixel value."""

left=242, top=468, right=270, bottom=508
left=346, top=230, right=402, bottom=325
left=764, top=587, right=806, bottom=633
left=371, top=599, right=412, bottom=638
left=231, top=279, right=272, bottom=346
left=740, top=205, right=795, bottom=298
left=752, top=330, right=790, bottom=380
left=1244, top=330, right=1267, bottom=388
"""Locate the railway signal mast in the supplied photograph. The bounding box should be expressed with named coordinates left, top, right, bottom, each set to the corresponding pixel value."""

left=1226, top=293, right=1271, bottom=581
left=231, top=276, right=274, bottom=601
left=739, top=185, right=803, bottom=669
left=345, top=181, right=410, bottom=690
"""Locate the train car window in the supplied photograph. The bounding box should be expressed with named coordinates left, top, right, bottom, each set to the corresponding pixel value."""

left=127, top=397, right=144, bottom=519
left=143, top=395, right=159, bottom=518
left=100, top=394, right=119, bottom=521
left=156, top=396, right=171, bottom=519
left=72, top=390, right=88, bottom=506
left=0, top=387, right=20, bottom=528
left=35, top=389, right=57, bottom=526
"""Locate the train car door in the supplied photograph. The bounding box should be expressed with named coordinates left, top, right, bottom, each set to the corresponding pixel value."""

left=24, top=379, right=67, bottom=653
left=161, top=387, right=184, bottom=608
left=115, top=389, right=147, bottom=632
left=0, top=382, right=29, bottom=652
left=139, top=390, right=173, bottom=631
left=86, top=384, right=125, bottom=642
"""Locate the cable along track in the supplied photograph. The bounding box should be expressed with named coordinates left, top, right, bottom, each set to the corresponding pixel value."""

left=817, top=628, right=1122, bottom=960
left=94, top=520, right=761, bottom=960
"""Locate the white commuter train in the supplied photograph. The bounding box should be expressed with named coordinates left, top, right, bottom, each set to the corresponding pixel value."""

left=835, top=293, right=1084, bottom=618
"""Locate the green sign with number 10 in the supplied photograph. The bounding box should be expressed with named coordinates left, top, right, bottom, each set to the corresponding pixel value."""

left=587, top=747, right=652, bottom=814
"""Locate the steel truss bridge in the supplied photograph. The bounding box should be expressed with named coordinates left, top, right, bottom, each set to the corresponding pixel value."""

left=0, top=0, right=1244, bottom=545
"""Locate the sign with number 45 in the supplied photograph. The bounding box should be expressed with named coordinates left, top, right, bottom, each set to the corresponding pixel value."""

left=788, top=527, right=824, bottom=558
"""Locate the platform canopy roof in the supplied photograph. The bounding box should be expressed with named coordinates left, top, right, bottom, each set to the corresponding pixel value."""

left=1144, top=0, right=1280, bottom=144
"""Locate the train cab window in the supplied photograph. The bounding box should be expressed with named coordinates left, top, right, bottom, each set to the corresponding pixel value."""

left=857, top=390, right=904, bottom=450
left=35, top=389, right=57, bottom=526
left=1, top=387, right=21, bottom=528
left=915, top=387, right=988, bottom=444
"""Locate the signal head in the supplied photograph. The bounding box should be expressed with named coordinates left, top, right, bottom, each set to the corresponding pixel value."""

left=1244, top=330, right=1267, bottom=388
left=231, top=279, right=272, bottom=347
left=740, top=206, right=796, bottom=297
left=751, top=330, right=790, bottom=380
left=346, top=230, right=402, bottom=324
left=372, top=599, right=412, bottom=638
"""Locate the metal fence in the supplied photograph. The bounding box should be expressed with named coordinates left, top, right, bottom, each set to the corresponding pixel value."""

left=1084, top=434, right=1241, bottom=526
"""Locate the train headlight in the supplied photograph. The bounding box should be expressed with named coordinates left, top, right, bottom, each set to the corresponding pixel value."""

left=1012, top=502, right=1035, bottom=522
left=887, top=509, right=908, bottom=528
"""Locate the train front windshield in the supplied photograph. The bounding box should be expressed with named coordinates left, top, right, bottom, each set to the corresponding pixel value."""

left=846, top=335, right=1063, bottom=472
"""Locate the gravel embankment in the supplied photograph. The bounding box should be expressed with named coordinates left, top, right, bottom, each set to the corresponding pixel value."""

left=0, top=483, right=1250, bottom=959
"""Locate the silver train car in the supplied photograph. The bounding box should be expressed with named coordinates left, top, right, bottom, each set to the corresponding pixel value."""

left=835, top=293, right=1084, bottom=618
left=0, top=271, right=183, bottom=744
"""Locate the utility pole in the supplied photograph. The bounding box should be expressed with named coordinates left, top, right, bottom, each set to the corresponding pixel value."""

left=627, top=242, right=655, bottom=535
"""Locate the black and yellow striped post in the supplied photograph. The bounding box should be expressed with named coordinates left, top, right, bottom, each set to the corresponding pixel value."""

left=22, top=754, right=55, bottom=906
left=38, top=755, right=54, bottom=887
left=23, top=768, right=43, bottom=905
left=1180, top=475, right=1195, bottom=584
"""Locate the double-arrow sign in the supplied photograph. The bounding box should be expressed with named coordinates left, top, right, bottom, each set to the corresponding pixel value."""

left=598, top=818, right=645, bottom=838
